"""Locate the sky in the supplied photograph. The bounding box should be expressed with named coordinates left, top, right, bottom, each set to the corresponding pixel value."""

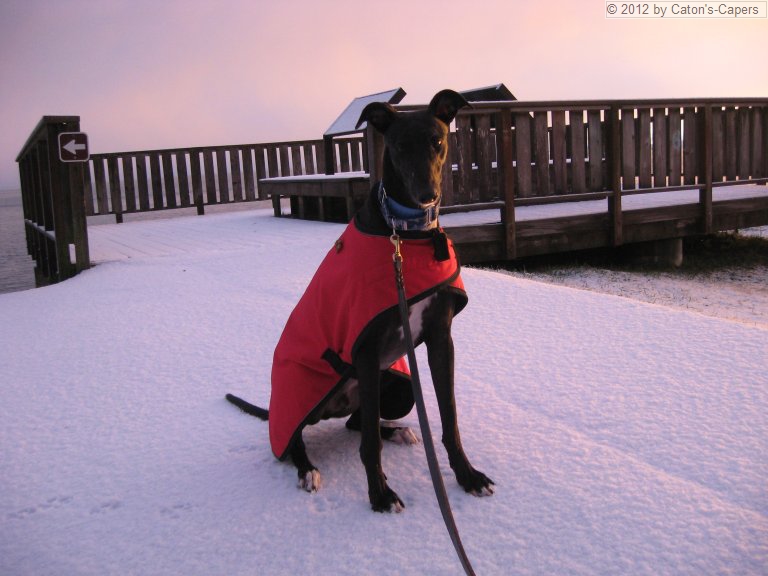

left=1, top=0, right=766, bottom=190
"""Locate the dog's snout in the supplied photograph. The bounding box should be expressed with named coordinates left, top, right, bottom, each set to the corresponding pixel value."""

left=419, top=190, right=439, bottom=207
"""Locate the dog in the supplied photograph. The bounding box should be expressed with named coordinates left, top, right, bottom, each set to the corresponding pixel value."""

left=227, top=89, right=494, bottom=512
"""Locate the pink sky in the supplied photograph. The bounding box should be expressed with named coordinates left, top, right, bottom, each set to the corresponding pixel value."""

left=1, top=0, right=766, bottom=189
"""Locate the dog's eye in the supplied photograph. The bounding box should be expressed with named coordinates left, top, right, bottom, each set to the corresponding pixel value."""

left=431, top=136, right=443, bottom=150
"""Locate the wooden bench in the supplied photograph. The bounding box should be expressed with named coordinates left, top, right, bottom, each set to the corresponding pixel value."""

left=260, top=173, right=371, bottom=222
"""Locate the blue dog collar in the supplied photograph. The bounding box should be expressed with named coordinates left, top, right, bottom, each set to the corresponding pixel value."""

left=378, top=182, right=439, bottom=231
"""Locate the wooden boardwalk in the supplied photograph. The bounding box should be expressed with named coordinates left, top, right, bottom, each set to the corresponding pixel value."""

left=17, top=98, right=768, bottom=285
left=262, top=97, right=768, bottom=263
left=82, top=186, right=767, bottom=268
left=442, top=185, right=768, bottom=264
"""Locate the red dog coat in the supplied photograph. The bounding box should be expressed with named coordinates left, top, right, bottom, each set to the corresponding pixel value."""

left=268, top=221, right=467, bottom=460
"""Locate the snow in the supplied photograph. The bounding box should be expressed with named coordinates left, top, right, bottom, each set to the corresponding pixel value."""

left=1, top=206, right=767, bottom=575
left=261, top=171, right=368, bottom=182
left=323, top=88, right=404, bottom=136
left=506, top=262, right=768, bottom=328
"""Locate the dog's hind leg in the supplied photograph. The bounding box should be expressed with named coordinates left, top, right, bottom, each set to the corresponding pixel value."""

left=346, top=369, right=419, bottom=445
left=345, top=411, right=419, bottom=445
left=382, top=426, right=419, bottom=445
left=289, top=433, right=322, bottom=493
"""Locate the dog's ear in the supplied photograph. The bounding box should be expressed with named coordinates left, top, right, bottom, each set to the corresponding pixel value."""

left=356, top=102, right=397, bottom=134
left=428, top=90, right=471, bottom=125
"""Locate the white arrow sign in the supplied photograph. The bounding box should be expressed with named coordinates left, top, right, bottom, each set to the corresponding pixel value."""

left=58, top=132, right=89, bottom=162
left=62, top=139, right=87, bottom=155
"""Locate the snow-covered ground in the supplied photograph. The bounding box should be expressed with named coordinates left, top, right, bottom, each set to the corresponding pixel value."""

left=1, top=207, right=766, bottom=575
left=498, top=224, right=768, bottom=329
left=505, top=261, right=768, bottom=328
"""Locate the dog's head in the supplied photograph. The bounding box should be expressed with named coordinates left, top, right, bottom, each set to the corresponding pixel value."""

left=356, top=90, right=469, bottom=212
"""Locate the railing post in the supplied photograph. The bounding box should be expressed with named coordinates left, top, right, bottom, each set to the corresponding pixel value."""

left=43, top=121, right=73, bottom=280
left=609, top=104, right=624, bottom=246
left=324, top=135, right=335, bottom=175
left=365, top=124, right=384, bottom=185
left=701, top=104, right=714, bottom=234
left=67, top=160, right=90, bottom=274
left=496, top=109, right=517, bottom=260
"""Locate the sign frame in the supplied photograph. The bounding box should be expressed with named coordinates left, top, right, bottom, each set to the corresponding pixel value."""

left=58, top=132, right=90, bottom=163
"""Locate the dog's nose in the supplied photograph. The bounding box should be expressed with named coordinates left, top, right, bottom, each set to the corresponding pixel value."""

left=419, top=191, right=439, bottom=207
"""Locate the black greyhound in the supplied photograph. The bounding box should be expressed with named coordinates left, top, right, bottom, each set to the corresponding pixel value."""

left=227, top=89, right=494, bottom=512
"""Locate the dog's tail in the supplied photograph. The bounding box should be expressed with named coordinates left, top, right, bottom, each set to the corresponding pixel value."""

left=225, top=393, right=269, bottom=420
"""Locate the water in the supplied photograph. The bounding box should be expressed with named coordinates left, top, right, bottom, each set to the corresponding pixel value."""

left=0, top=189, right=36, bottom=294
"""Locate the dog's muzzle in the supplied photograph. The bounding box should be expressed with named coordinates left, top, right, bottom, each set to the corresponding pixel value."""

left=378, top=182, right=439, bottom=231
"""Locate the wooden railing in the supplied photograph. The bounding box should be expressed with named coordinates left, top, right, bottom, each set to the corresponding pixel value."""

left=16, top=116, right=90, bottom=285
left=436, top=98, right=767, bottom=206
left=17, top=98, right=767, bottom=285
left=85, top=135, right=366, bottom=222
left=73, top=98, right=768, bottom=227
left=418, top=98, right=767, bottom=257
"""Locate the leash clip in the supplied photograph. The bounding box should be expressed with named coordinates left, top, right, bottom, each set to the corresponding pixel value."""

left=390, top=232, right=404, bottom=287
left=390, top=231, right=402, bottom=262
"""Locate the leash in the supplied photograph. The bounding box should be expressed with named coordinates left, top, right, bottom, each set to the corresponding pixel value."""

left=390, top=232, right=476, bottom=576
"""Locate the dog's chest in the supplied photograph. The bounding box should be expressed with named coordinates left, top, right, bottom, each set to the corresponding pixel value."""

left=320, top=294, right=436, bottom=420
left=379, top=293, right=436, bottom=369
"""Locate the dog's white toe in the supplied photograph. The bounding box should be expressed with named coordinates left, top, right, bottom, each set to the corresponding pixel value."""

left=391, top=427, right=420, bottom=446
left=476, top=485, right=495, bottom=497
left=299, top=469, right=322, bottom=493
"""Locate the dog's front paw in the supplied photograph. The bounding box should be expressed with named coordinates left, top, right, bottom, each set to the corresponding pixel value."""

left=298, top=469, right=322, bottom=493
left=457, top=468, right=495, bottom=497
left=370, top=486, right=405, bottom=513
